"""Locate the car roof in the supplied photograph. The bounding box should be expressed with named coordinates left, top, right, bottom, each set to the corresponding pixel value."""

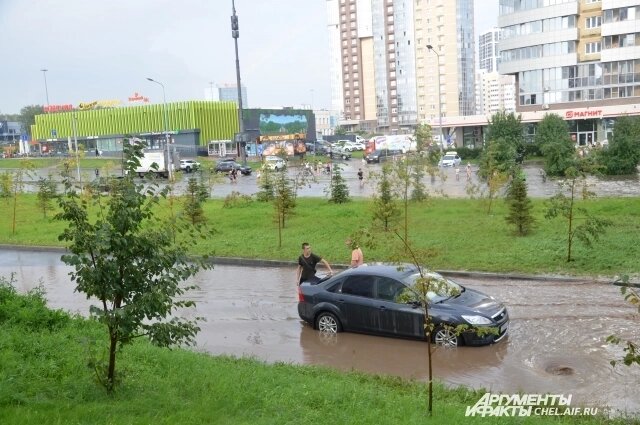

left=337, top=263, right=421, bottom=279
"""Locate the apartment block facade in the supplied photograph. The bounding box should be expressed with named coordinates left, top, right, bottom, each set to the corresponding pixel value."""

left=327, top=0, right=475, bottom=133
left=498, top=0, right=640, bottom=144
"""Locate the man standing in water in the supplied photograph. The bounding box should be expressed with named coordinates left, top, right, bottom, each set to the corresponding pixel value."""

left=296, top=242, right=333, bottom=286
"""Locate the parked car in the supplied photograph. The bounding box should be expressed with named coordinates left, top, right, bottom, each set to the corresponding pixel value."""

left=342, top=141, right=365, bottom=151
left=365, top=149, right=402, bottom=164
left=264, top=155, right=287, bottom=171
left=179, top=159, right=201, bottom=173
left=214, top=160, right=252, bottom=175
left=439, top=151, right=462, bottom=167
left=305, top=142, right=330, bottom=156
left=297, top=264, right=509, bottom=347
left=329, top=145, right=352, bottom=160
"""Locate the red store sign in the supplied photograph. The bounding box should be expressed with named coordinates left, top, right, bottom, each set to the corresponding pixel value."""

left=565, top=109, right=602, bottom=119
left=43, top=104, right=73, bottom=113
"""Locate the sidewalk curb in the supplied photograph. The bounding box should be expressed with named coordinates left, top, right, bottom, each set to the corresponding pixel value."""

left=2, top=244, right=636, bottom=285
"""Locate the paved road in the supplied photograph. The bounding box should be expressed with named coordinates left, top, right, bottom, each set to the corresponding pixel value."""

left=18, top=160, right=640, bottom=199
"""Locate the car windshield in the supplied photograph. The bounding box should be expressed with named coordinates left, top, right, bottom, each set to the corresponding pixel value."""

left=443, top=155, right=455, bottom=161
left=400, top=273, right=462, bottom=303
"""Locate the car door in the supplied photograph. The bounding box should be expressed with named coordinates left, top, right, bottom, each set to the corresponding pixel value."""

left=375, top=277, right=424, bottom=338
left=338, top=275, right=378, bottom=332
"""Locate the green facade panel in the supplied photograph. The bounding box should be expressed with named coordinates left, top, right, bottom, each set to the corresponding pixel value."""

left=31, top=101, right=239, bottom=146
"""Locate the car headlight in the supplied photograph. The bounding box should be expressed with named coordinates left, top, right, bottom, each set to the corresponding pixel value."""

left=461, top=315, right=492, bottom=325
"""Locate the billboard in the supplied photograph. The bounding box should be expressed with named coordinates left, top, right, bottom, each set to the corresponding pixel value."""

left=242, top=108, right=316, bottom=143
left=259, top=113, right=308, bottom=135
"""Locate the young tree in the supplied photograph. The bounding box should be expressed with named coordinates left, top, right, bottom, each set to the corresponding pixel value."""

left=536, top=113, right=576, bottom=176
left=256, top=167, right=276, bottom=202
left=10, top=160, right=34, bottom=234
left=544, top=166, right=612, bottom=262
left=477, top=139, right=511, bottom=214
left=273, top=170, right=296, bottom=247
left=36, top=176, right=58, bottom=218
left=183, top=177, right=209, bottom=225
left=55, top=139, right=213, bottom=392
left=328, top=163, right=350, bottom=203
left=504, top=167, right=535, bottom=236
left=414, top=123, right=433, bottom=152
left=0, top=172, right=12, bottom=198
left=598, top=116, right=640, bottom=175
left=333, top=126, right=348, bottom=136
left=18, top=105, right=44, bottom=138
left=393, top=234, right=497, bottom=416
left=371, top=164, right=400, bottom=231
left=485, top=111, right=525, bottom=164
left=607, top=275, right=640, bottom=367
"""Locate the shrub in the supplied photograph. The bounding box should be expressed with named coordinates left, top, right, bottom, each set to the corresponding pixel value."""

left=0, top=277, right=70, bottom=331
left=454, top=147, right=482, bottom=161
left=223, top=191, right=254, bottom=208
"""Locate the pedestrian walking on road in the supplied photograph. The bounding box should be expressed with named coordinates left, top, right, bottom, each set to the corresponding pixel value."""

left=466, top=163, right=472, bottom=182
left=357, top=168, right=364, bottom=188
left=296, top=242, right=333, bottom=286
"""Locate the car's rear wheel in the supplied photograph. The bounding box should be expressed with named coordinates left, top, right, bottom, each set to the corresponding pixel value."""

left=432, top=325, right=459, bottom=347
left=316, top=312, right=342, bottom=334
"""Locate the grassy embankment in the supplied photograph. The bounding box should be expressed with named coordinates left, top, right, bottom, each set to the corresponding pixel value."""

left=1, top=282, right=636, bottom=425
left=1, top=194, right=639, bottom=278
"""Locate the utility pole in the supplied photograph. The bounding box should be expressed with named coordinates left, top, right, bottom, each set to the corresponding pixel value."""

left=41, top=69, right=50, bottom=110
left=231, top=0, right=246, bottom=164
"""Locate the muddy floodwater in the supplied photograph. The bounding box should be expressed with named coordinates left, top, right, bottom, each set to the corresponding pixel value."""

left=3, top=249, right=639, bottom=414
left=21, top=162, right=640, bottom=199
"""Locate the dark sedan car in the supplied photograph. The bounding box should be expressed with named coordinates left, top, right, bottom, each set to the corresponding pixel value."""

left=365, top=149, right=402, bottom=164
left=297, top=264, right=509, bottom=346
left=214, top=160, right=252, bottom=175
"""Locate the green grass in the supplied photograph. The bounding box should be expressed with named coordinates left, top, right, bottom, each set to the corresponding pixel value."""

left=1, top=285, right=635, bottom=424
left=1, top=195, right=639, bottom=278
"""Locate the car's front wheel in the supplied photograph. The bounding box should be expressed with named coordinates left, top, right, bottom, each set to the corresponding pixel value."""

left=316, top=312, right=342, bottom=334
left=432, top=325, right=459, bottom=347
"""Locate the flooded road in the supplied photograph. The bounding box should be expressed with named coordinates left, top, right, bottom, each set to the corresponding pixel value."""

left=19, top=161, right=640, bottom=199
left=3, top=248, right=639, bottom=414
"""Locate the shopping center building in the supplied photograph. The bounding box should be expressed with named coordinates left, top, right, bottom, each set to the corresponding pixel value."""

left=30, top=101, right=239, bottom=157
left=29, top=102, right=317, bottom=158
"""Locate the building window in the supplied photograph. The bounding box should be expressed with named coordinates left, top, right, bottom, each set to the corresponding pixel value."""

left=585, top=16, right=601, bottom=29
left=585, top=42, right=601, bottom=54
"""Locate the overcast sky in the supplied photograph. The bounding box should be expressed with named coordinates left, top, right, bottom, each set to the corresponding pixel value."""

left=0, top=0, right=498, bottom=115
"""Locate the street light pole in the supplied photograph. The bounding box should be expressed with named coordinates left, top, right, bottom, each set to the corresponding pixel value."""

left=40, top=69, right=50, bottom=110
left=146, top=77, right=173, bottom=180
left=426, top=45, right=443, bottom=153
left=231, top=0, right=246, bottom=164
left=72, top=113, right=82, bottom=190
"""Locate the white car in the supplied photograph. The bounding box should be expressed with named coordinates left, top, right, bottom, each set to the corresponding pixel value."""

left=342, top=141, right=365, bottom=151
left=179, top=159, right=201, bottom=172
left=264, top=155, right=286, bottom=171
left=439, top=151, right=462, bottom=167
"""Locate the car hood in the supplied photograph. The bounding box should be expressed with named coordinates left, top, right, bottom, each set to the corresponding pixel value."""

left=439, top=287, right=504, bottom=316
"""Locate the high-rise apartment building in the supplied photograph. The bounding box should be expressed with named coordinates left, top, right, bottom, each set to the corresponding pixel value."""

left=327, top=0, right=474, bottom=132
left=479, top=28, right=502, bottom=73
left=477, top=71, right=517, bottom=115
left=498, top=0, right=640, bottom=144
left=415, top=0, right=476, bottom=125
left=217, top=84, right=248, bottom=107
left=477, top=27, right=516, bottom=116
